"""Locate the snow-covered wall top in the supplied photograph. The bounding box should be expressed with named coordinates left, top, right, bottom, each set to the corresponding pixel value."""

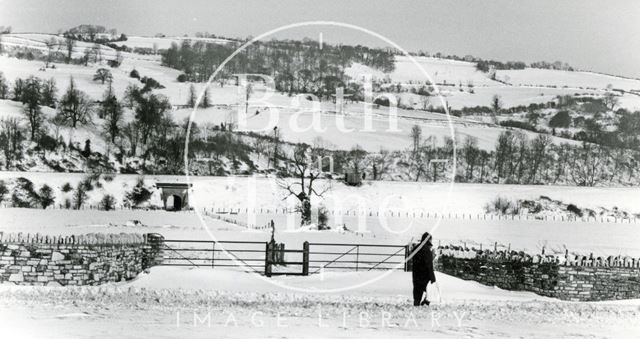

left=0, top=232, right=146, bottom=245
left=0, top=232, right=164, bottom=286
left=438, top=246, right=640, bottom=268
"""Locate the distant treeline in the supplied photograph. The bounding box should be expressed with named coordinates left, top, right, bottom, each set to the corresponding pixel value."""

left=62, top=24, right=127, bottom=44
left=408, top=50, right=574, bottom=72
left=160, top=39, right=395, bottom=98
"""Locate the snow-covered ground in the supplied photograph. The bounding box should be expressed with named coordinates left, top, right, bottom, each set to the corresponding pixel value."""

left=1, top=268, right=639, bottom=338
left=1, top=172, right=639, bottom=256
left=3, top=172, right=638, bottom=216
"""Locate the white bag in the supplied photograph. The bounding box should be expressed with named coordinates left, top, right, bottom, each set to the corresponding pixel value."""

left=426, top=281, right=442, bottom=304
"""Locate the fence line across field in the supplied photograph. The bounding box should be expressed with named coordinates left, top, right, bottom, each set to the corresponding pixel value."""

left=0, top=202, right=637, bottom=224
left=204, top=206, right=640, bottom=224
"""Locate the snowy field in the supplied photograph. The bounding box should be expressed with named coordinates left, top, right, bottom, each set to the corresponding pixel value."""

left=2, top=172, right=639, bottom=256
left=1, top=268, right=639, bottom=338
left=2, top=172, right=638, bottom=216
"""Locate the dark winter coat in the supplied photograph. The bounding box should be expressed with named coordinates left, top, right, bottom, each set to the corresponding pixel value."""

left=412, top=245, right=436, bottom=284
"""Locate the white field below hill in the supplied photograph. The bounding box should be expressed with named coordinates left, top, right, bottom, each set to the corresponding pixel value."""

left=175, top=91, right=578, bottom=151
left=1, top=172, right=639, bottom=256
left=111, top=35, right=233, bottom=49
left=348, top=56, right=640, bottom=110
left=497, top=68, right=640, bottom=92
left=346, top=56, right=503, bottom=87
left=1, top=267, right=639, bottom=338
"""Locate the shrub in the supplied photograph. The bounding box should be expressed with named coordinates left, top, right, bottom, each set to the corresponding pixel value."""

left=566, top=204, right=583, bottom=217
left=100, top=194, right=116, bottom=211
left=140, top=76, right=164, bottom=92
left=0, top=180, right=8, bottom=202
left=318, top=206, right=330, bottom=230
left=129, top=69, right=140, bottom=79
left=499, top=120, right=537, bottom=132
left=125, top=177, right=151, bottom=207
left=549, top=111, right=571, bottom=128
left=61, top=182, right=73, bottom=192
left=38, top=184, right=55, bottom=209
left=176, top=73, right=188, bottom=82
left=80, top=176, right=94, bottom=192
left=11, top=177, right=39, bottom=208
left=484, top=196, right=519, bottom=215
left=72, top=183, right=88, bottom=209
left=63, top=198, right=72, bottom=209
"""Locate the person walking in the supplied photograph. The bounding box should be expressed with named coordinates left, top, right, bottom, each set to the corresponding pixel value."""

left=412, top=232, right=436, bottom=306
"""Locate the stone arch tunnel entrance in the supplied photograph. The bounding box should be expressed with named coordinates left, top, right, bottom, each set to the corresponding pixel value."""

left=157, top=182, right=192, bottom=211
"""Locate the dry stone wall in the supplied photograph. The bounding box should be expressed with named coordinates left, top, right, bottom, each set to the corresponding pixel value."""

left=0, top=232, right=164, bottom=286
left=435, top=246, right=640, bottom=301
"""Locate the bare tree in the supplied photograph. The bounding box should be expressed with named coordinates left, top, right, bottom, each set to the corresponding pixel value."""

left=278, top=144, right=330, bottom=225
left=410, top=124, right=422, bottom=158
left=268, top=126, right=281, bottom=169
left=64, top=37, right=76, bottom=64
left=603, top=84, right=619, bottom=111
left=21, top=76, right=43, bottom=140
left=0, top=118, right=23, bottom=168
left=370, top=147, right=392, bottom=180
left=527, top=134, right=551, bottom=183
left=347, top=145, right=367, bottom=176
left=93, top=68, right=112, bottom=84
left=100, top=83, right=123, bottom=145
left=491, top=94, right=502, bottom=123
left=462, top=136, right=479, bottom=181
left=187, top=84, right=196, bottom=108
left=44, top=37, right=58, bottom=68
left=57, top=77, right=94, bottom=128
left=0, top=71, right=9, bottom=99
left=569, top=142, right=608, bottom=186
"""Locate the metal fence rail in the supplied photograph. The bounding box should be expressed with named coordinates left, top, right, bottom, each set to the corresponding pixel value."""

left=161, top=239, right=267, bottom=273
left=158, top=239, right=412, bottom=276
left=307, top=242, right=409, bottom=274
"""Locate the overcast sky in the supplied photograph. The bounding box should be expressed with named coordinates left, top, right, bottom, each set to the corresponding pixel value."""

left=1, top=0, right=639, bottom=77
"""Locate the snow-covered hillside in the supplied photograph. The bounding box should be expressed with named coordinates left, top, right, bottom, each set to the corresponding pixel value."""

left=347, top=56, right=640, bottom=110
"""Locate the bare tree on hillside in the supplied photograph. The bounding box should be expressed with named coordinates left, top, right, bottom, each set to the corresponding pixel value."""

left=268, top=127, right=281, bottom=170
left=0, top=71, right=10, bottom=99
left=64, top=37, right=76, bottom=64
left=370, top=147, right=392, bottom=180
left=491, top=94, right=502, bottom=123
left=569, top=142, right=609, bottom=186
left=410, top=124, right=422, bottom=158
left=527, top=134, right=552, bottom=183
left=21, top=76, right=43, bottom=140
left=603, top=84, right=619, bottom=111
left=57, top=77, right=94, bottom=128
left=0, top=118, right=23, bottom=168
left=187, top=84, right=196, bottom=108
left=462, top=136, right=480, bottom=181
left=93, top=68, right=112, bottom=85
left=347, top=145, right=367, bottom=176
left=100, top=84, right=123, bottom=145
left=44, top=37, right=58, bottom=68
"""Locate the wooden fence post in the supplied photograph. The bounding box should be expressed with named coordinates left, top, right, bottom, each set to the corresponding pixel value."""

left=264, top=242, right=272, bottom=277
left=404, top=244, right=411, bottom=272
left=302, top=241, right=309, bottom=276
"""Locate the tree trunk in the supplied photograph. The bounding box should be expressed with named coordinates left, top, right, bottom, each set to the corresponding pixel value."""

left=300, top=197, right=311, bottom=226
